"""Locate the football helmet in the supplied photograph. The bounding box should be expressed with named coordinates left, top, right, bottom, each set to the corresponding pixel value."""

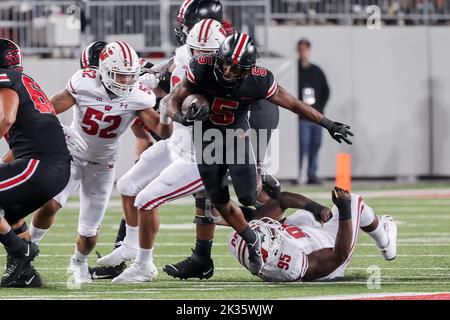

left=214, top=33, right=257, bottom=89
left=79, top=41, right=108, bottom=69
left=186, top=19, right=226, bottom=54
left=98, top=41, right=140, bottom=97
left=0, top=38, right=23, bottom=72
left=175, top=0, right=223, bottom=45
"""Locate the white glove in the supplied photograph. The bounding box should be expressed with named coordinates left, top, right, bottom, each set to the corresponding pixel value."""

left=158, top=95, right=172, bottom=125
left=139, top=73, right=160, bottom=90
left=62, top=125, right=88, bottom=153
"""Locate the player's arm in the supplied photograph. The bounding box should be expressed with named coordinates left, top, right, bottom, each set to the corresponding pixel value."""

left=50, top=89, right=76, bottom=114
left=255, top=191, right=332, bottom=223
left=137, top=107, right=172, bottom=139
left=167, top=78, right=195, bottom=122
left=0, top=88, right=19, bottom=138
left=1, top=149, right=14, bottom=163
left=303, top=187, right=353, bottom=281
left=131, top=122, right=153, bottom=160
left=268, top=85, right=353, bottom=145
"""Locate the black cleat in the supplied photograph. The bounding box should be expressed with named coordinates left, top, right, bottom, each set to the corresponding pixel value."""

left=5, top=263, right=43, bottom=288
left=0, top=241, right=39, bottom=287
left=247, top=231, right=263, bottom=275
left=163, top=251, right=214, bottom=280
left=89, top=262, right=127, bottom=280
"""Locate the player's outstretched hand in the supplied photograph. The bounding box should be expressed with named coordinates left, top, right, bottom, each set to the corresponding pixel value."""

left=328, top=121, right=353, bottom=145
left=139, top=73, right=160, bottom=90
left=62, top=125, right=88, bottom=153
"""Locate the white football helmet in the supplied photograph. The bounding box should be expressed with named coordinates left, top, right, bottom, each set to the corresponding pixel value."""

left=99, top=41, right=140, bottom=97
left=186, top=19, right=226, bottom=53
left=230, top=218, right=284, bottom=271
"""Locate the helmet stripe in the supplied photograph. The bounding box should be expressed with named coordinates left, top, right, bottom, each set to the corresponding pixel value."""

left=115, top=41, right=128, bottom=66
left=198, top=19, right=209, bottom=43
left=178, top=0, right=194, bottom=19
left=232, top=33, right=249, bottom=65
left=203, top=19, right=214, bottom=43
left=81, top=47, right=89, bottom=68
left=121, top=41, right=133, bottom=66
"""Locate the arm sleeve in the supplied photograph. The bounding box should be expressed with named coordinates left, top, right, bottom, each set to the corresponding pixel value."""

left=264, top=69, right=278, bottom=99
left=0, top=70, right=20, bottom=91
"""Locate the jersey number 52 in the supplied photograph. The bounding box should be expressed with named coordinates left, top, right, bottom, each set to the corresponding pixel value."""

left=81, top=107, right=122, bottom=138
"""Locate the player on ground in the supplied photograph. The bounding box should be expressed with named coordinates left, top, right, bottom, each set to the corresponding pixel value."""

left=229, top=187, right=398, bottom=281
left=167, top=33, right=353, bottom=275
left=0, top=39, right=71, bottom=287
left=94, top=19, right=227, bottom=283
left=28, top=41, right=172, bottom=284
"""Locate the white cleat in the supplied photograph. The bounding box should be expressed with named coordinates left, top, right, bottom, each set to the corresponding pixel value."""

left=111, top=262, right=158, bottom=284
left=69, top=256, right=92, bottom=284
left=96, top=243, right=137, bottom=267
left=380, top=215, right=397, bottom=261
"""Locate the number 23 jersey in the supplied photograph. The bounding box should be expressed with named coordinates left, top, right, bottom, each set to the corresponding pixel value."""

left=66, top=68, right=155, bottom=164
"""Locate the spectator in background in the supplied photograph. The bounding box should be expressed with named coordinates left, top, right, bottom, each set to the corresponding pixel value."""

left=297, top=38, right=330, bottom=185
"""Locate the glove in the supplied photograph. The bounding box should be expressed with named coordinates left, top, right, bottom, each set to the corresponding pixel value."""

left=139, top=73, right=160, bottom=90
left=331, top=186, right=352, bottom=220
left=62, top=125, right=88, bottom=153
left=320, top=118, right=354, bottom=145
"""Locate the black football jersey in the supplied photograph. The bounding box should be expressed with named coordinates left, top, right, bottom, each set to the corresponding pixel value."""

left=187, top=54, right=278, bottom=129
left=0, top=68, right=70, bottom=160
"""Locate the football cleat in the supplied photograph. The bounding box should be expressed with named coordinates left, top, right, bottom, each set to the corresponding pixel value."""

left=0, top=241, right=39, bottom=287
left=89, top=262, right=127, bottom=280
left=111, top=262, right=158, bottom=283
left=5, top=263, right=42, bottom=288
left=96, top=243, right=137, bottom=267
left=246, top=231, right=263, bottom=275
left=163, top=252, right=214, bottom=280
left=69, top=256, right=92, bottom=284
left=380, top=215, right=397, bottom=261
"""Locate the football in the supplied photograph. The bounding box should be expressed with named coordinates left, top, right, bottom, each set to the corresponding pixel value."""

left=181, top=94, right=210, bottom=116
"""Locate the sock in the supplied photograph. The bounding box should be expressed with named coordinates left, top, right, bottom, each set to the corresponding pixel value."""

left=193, top=239, right=213, bottom=258
left=136, top=248, right=153, bottom=265
left=0, top=228, right=26, bottom=257
left=114, top=218, right=127, bottom=249
left=367, top=220, right=389, bottom=249
left=240, top=226, right=257, bottom=246
left=123, top=224, right=138, bottom=248
left=29, top=223, right=49, bottom=244
left=73, top=247, right=88, bottom=262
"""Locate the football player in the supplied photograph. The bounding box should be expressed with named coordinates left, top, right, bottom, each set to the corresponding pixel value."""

left=167, top=33, right=353, bottom=275
left=28, top=41, right=172, bottom=284
left=229, top=187, right=398, bottom=282
left=0, top=39, right=71, bottom=287
left=94, top=19, right=227, bottom=283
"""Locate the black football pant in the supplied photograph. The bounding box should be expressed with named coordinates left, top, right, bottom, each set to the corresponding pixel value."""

left=0, top=157, right=70, bottom=224
left=196, top=126, right=257, bottom=207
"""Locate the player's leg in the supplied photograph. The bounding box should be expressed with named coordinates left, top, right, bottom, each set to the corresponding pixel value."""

left=69, top=163, right=115, bottom=284
left=30, top=160, right=81, bottom=244
left=359, top=198, right=397, bottom=260
left=113, top=158, right=203, bottom=283
left=163, top=190, right=216, bottom=280
left=96, top=141, right=173, bottom=268
left=307, top=123, right=322, bottom=183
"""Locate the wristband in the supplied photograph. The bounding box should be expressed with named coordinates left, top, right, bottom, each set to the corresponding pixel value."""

left=305, top=201, right=327, bottom=220
left=319, top=117, right=333, bottom=130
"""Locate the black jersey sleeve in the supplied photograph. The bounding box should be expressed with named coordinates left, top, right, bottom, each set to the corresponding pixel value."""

left=251, top=67, right=278, bottom=100
left=187, top=54, right=214, bottom=87
left=0, top=69, right=21, bottom=92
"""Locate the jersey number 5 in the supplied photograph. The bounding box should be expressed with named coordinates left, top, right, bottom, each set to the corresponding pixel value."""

left=210, top=97, right=239, bottom=125
left=81, top=107, right=122, bottom=138
left=22, top=75, right=56, bottom=115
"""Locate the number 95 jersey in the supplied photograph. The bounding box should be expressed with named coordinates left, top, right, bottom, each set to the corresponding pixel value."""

left=66, top=68, right=156, bottom=164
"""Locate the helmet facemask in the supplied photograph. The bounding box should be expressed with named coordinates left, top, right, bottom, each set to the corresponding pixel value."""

left=213, top=53, right=251, bottom=89
left=101, top=66, right=139, bottom=98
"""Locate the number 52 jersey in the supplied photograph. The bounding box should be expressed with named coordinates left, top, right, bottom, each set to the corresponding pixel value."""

left=66, top=68, right=156, bottom=164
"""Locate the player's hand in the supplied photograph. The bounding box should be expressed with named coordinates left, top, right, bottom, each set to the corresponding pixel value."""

left=62, top=125, right=88, bottom=153
left=320, top=118, right=353, bottom=144
left=317, top=208, right=333, bottom=224
left=139, top=73, right=160, bottom=89
left=331, top=186, right=352, bottom=220
left=186, top=101, right=209, bottom=122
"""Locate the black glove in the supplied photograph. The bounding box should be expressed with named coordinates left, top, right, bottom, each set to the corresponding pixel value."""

left=320, top=117, right=354, bottom=145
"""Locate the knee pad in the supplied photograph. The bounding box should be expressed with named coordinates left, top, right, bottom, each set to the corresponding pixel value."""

left=78, top=223, right=99, bottom=238
left=117, top=175, right=139, bottom=196
left=135, top=191, right=159, bottom=211
left=238, top=194, right=256, bottom=207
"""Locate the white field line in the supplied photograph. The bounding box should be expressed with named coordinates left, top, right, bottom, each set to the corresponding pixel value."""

left=290, top=291, right=450, bottom=300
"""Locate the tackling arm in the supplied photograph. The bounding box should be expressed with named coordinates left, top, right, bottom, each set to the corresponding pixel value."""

left=138, top=107, right=172, bottom=139
left=303, top=187, right=353, bottom=281
left=0, top=88, right=19, bottom=138
left=130, top=123, right=153, bottom=160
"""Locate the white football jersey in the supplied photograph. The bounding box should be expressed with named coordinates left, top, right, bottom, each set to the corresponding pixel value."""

left=228, top=220, right=334, bottom=282
left=171, top=44, right=191, bottom=89
left=66, top=68, right=156, bottom=164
